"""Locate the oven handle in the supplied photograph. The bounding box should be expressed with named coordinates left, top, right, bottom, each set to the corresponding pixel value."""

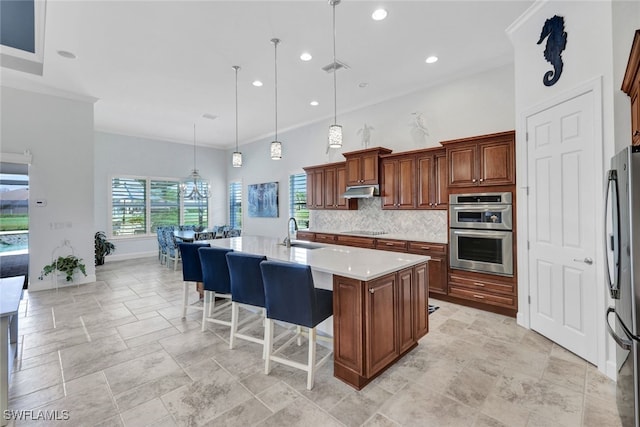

left=451, top=229, right=511, bottom=237
left=450, top=204, right=512, bottom=212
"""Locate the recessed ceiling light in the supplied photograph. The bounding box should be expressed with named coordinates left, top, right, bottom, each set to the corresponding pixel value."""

left=425, top=56, right=438, bottom=64
left=300, top=52, right=312, bottom=61
left=202, top=114, right=217, bottom=120
left=310, top=101, right=319, bottom=106
left=358, top=82, right=369, bottom=88
left=372, top=9, right=388, bottom=21
left=252, top=80, right=263, bottom=87
left=57, top=50, right=76, bottom=59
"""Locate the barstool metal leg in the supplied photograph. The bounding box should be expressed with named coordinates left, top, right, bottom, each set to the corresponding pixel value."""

left=182, top=282, right=189, bottom=319
left=307, top=327, right=317, bottom=390
left=264, top=319, right=274, bottom=375
left=229, top=302, right=239, bottom=349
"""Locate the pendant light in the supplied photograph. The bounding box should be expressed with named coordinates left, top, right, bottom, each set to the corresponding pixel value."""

left=328, top=0, right=342, bottom=148
left=231, top=65, right=242, bottom=168
left=270, top=38, right=282, bottom=160
left=180, top=124, right=211, bottom=199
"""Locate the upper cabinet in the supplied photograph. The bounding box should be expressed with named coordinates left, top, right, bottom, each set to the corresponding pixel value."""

left=441, top=131, right=515, bottom=188
left=343, top=147, right=392, bottom=186
left=417, top=149, right=447, bottom=209
left=304, top=162, right=357, bottom=210
left=380, top=154, right=416, bottom=209
left=622, top=30, right=640, bottom=146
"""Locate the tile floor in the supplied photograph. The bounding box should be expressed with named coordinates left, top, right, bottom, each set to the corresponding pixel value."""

left=6, top=257, right=621, bottom=426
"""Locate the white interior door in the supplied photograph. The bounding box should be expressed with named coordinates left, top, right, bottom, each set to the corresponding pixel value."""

left=526, top=90, right=597, bottom=364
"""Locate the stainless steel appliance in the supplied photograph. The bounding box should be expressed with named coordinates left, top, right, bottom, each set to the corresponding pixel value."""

left=449, top=192, right=513, bottom=276
left=605, top=146, right=640, bottom=427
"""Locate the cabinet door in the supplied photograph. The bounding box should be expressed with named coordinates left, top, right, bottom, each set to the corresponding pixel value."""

left=428, top=256, right=447, bottom=295
left=306, top=171, right=315, bottom=209
left=417, top=155, right=433, bottom=209
left=397, top=156, right=416, bottom=209
left=333, top=276, right=364, bottom=375
left=434, top=151, right=448, bottom=209
left=414, top=263, right=429, bottom=339
left=366, top=274, right=399, bottom=376
left=479, top=141, right=514, bottom=186
left=324, top=167, right=337, bottom=209
left=448, top=144, right=477, bottom=187
left=346, top=156, right=362, bottom=186
left=398, top=268, right=414, bottom=353
left=335, top=165, right=350, bottom=209
left=312, top=169, right=324, bottom=208
left=360, top=152, right=379, bottom=184
left=380, top=159, right=397, bottom=209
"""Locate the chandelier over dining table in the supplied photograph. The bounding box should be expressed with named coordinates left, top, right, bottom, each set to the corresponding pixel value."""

left=180, top=124, right=211, bottom=199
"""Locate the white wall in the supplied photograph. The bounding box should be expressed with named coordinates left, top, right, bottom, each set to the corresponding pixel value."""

left=226, top=63, right=516, bottom=239
left=507, top=0, right=639, bottom=379
left=1, top=86, right=96, bottom=291
left=94, top=131, right=228, bottom=260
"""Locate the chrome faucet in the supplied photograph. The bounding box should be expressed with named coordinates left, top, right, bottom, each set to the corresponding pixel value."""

left=284, top=217, right=298, bottom=247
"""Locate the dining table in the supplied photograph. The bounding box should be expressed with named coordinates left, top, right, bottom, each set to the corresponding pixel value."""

left=173, top=229, right=216, bottom=242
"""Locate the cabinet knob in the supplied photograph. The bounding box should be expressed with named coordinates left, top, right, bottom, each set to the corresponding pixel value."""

left=473, top=282, right=485, bottom=287
left=421, top=246, right=431, bottom=250
left=472, top=294, right=485, bottom=299
left=472, top=179, right=477, bottom=183
left=369, top=288, right=375, bottom=294
left=479, top=178, right=484, bottom=182
left=635, top=130, right=640, bottom=136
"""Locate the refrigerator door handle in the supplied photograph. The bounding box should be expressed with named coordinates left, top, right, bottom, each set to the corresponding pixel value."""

left=606, top=307, right=632, bottom=350
left=604, top=169, right=621, bottom=299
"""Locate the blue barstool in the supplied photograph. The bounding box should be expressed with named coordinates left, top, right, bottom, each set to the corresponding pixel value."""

left=178, top=242, right=210, bottom=319
left=260, top=260, right=333, bottom=390
left=226, top=252, right=268, bottom=355
left=199, top=247, right=233, bottom=332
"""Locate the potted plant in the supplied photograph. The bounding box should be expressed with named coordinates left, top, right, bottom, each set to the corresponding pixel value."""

left=41, top=255, right=87, bottom=282
left=95, top=231, right=115, bottom=265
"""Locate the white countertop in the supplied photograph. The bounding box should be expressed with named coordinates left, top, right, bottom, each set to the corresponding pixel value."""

left=208, top=235, right=429, bottom=281
left=300, top=229, right=448, bottom=244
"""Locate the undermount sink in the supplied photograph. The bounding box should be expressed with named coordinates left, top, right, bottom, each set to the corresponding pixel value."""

left=278, top=241, right=323, bottom=250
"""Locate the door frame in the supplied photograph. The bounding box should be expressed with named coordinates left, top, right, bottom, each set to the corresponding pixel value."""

left=516, top=77, right=609, bottom=376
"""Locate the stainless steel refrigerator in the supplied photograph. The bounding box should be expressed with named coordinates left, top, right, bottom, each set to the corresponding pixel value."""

left=606, top=145, right=640, bottom=427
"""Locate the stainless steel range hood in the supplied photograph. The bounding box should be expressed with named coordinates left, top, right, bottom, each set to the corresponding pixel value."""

left=342, top=185, right=379, bottom=199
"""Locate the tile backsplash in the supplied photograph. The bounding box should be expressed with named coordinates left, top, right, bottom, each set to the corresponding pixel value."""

left=309, top=198, right=448, bottom=242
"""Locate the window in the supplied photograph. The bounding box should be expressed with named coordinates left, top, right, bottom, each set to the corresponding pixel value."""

left=289, top=173, right=309, bottom=228
left=110, top=176, right=208, bottom=236
left=229, top=182, right=242, bottom=229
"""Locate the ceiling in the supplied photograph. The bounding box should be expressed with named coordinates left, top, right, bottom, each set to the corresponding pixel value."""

left=2, top=0, right=533, bottom=149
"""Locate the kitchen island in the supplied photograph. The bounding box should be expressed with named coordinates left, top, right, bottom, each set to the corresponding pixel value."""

left=208, top=235, right=430, bottom=389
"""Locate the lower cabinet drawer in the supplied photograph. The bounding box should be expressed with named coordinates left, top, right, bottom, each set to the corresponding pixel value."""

left=448, top=285, right=515, bottom=308
left=376, top=239, right=408, bottom=252
left=449, top=272, right=515, bottom=295
left=407, top=242, right=446, bottom=256
left=336, top=235, right=376, bottom=248
left=315, top=233, right=337, bottom=243
left=296, top=231, right=316, bottom=241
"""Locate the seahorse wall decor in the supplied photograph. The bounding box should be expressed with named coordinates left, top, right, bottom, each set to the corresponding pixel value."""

left=537, top=15, right=567, bottom=87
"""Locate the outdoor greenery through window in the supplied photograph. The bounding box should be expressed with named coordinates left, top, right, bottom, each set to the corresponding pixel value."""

left=229, top=182, right=242, bottom=229
left=111, top=176, right=208, bottom=236
left=289, top=173, right=309, bottom=229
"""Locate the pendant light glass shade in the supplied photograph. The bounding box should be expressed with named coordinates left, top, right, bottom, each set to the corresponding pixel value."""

left=180, top=124, right=211, bottom=199
left=328, top=0, right=342, bottom=148
left=271, top=38, right=282, bottom=160
left=231, top=65, right=242, bottom=168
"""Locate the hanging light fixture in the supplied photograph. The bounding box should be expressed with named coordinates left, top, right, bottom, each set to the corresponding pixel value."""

left=270, top=38, right=282, bottom=160
left=328, top=0, right=342, bottom=148
left=180, top=124, right=211, bottom=199
left=231, top=65, right=242, bottom=168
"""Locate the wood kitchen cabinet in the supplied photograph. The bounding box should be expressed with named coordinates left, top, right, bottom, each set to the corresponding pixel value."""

left=295, top=230, right=315, bottom=241
left=416, top=148, right=448, bottom=210
left=441, top=131, right=515, bottom=188
left=335, top=235, right=376, bottom=249
left=333, top=263, right=428, bottom=389
left=447, top=269, right=517, bottom=316
left=380, top=154, right=416, bottom=209
left=407, top=241, right=447, bottom=296
left=343, top=147, right=392, bottom=186
left=303, top=162, right=356, bottom=210
left=622, top=30, right=640, bottom=146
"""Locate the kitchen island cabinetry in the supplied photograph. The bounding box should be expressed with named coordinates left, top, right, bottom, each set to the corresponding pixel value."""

left=343, top=147, right=392, bottom=186
left=333, top=264, right=428, bottom=389
left=442, top=131, right=515, bottom=188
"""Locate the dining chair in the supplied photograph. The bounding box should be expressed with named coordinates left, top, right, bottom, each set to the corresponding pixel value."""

left=259, top=260, right=333, bottom=390
left=178, top=242, right=210, bottom=319
left=163, top=228, right=181, bottom=270
left=199, top=247, right=234, bottom=332
left=226, top=252, right=268, bottom=356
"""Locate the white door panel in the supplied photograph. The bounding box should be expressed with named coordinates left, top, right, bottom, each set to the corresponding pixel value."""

left=527, top=91, right=597, bottom=364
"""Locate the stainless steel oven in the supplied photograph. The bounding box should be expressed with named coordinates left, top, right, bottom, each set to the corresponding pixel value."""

left=449, top=192, right=513, bottom=276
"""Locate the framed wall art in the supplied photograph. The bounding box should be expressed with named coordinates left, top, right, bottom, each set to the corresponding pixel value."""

left=248, top=182, right=279, bottom=218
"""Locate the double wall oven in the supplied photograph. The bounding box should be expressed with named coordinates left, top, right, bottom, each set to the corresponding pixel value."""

left=449, top=192, right=513, bottom=276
